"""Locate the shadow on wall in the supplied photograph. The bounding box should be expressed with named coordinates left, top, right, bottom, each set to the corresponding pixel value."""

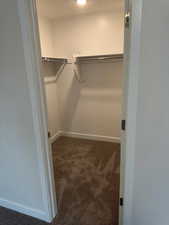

left=42, top=61, right=62, bottom=77
left=58, top=61, right=123, bottom=136
left=64, top=76, right=82, bottom=131
left=58, top=65, right=82, bottom=131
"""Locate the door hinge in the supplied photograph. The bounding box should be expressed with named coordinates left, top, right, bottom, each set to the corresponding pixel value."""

left=120, top=197, right=124, bottom=206
left=121, top=120, right=126, bottom=131
left=48, top=131, right=51, bottom=138
left=125, top=12, right=130, bottom=28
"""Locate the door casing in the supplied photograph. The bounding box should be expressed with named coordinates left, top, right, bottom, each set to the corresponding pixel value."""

left=17, top=0, right=144, bottom=223
left=120, top=0, right=143, bottom=225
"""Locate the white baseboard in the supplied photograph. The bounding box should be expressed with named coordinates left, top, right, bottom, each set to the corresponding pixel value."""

left=50, top=131, right=61, bottom=144
left=0, top=198, right=50, bottom=222
left=60, top=131, right=120, bottom=143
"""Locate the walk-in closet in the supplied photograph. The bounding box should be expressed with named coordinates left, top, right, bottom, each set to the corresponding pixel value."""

left=37, top=0, right=124, bottom=225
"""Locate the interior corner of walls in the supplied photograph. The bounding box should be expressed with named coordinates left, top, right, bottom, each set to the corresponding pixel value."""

left=50, top=131, right=62, bottom=143
left=0, top=198, right=51, bottom=223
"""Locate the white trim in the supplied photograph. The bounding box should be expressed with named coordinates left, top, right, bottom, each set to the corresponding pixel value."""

left=122, top=0, right=143, bottom=225
left=17, top=0, right=57, bottom=222
left=119, top=0, right=131, bottom=224
left=60, top=131, right=120, bottom=143
left=49, top=130, right=120, bottom=144
left=0, top=198, right=49, bottom=222
left=50, top=131, right=61, bottom=143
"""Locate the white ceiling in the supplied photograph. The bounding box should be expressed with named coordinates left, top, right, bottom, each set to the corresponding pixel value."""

left=37, top=0, right=124, bottom=20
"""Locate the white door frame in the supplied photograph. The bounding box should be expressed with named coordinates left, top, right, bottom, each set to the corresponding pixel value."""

left=17, top=0, right=143, bottom=223
left=17, top=0, right=57, bottom=222
left=121, top=0, right=143, bottom=225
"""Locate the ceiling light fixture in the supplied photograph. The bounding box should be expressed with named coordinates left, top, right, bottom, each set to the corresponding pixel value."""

left=77, top=0, right=87, bottom=6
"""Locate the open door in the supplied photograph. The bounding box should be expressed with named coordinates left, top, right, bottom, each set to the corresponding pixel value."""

left=119, top=0, right=131, bottom=224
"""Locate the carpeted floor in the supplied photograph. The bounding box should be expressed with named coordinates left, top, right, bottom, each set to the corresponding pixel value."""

left=0, top=137, right=120, bottom=225
left=52, top=137, right=120, bottom=225
left=0, top=206, right=49, bottom=225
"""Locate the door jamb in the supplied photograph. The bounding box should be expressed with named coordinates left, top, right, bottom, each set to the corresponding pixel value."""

left=121, top=0, right=143, bottom=225
left=17, top=0, right=144, bottom=223
left=17, top=0, right=57, bottom=222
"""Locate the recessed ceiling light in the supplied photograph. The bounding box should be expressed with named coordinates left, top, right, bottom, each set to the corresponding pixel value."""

left=77, top=0, right=87, bottom=6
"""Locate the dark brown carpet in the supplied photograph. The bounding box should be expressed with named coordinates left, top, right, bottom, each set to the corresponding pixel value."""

left=52, top=137, right=120, bottom=225
left=0, top=206, right=48, bottom=225
left=0, top=137, right=120, bottom=225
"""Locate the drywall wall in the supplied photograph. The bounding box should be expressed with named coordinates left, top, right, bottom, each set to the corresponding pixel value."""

left=58, top=61, right=123, bottom=139
left=54, top=10, right=124, bottom=139
left=0, top=0, right=47, bottom=220
left=38, top=15, right=54, bottom=57
left=44, top=81, right=60, bottom=137
left=38, top=17, right=60, bottom=138
left=130, top=0, right=169, bottom=224
left=53, top=10, right=124, bottom=58
left=38, top=10, right=124, bottom=140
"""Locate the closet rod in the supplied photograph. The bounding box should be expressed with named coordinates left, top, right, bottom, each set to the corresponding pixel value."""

left=42, top=57, right=68, bottom=63
left=76, top=54, right=123, bottom=63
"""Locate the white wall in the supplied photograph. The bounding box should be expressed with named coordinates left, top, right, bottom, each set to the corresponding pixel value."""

left=45, top=81, right=60, bottom=137
left=130, top=0, right=169, bottom=224
left=53, top=10, right=124, bottom=58
left=38, top=15, right=54, bottom=57
left=38, top=16, right=60, bottom=137
left=54, top=11, right=124, bottom=139
left=38, top=9, right=124, bottom=140
left=58, top=62, right=123, bottom=139
left=0, top=0, right=48, bottom=221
